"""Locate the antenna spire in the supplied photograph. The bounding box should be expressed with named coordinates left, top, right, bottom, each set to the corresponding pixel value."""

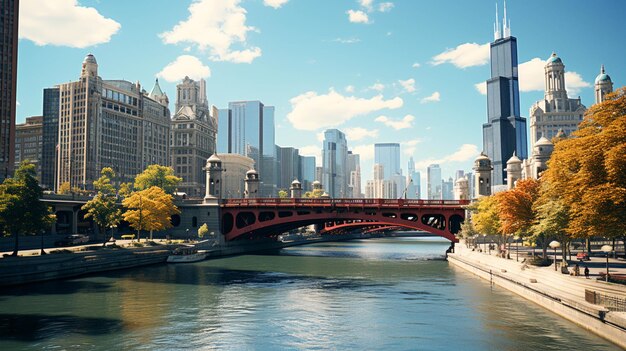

left=503, top=0, right=511, bottom=37
left=494, top=3, right=501, bottom=40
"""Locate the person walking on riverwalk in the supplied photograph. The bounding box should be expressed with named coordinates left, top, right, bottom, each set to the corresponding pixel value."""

left=584, top=266, right=590, bottom=279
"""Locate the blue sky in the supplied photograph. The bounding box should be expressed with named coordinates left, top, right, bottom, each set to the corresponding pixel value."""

left=15, top=0, right=626, bottom=191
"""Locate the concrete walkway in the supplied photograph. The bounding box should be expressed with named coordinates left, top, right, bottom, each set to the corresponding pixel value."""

left=453, top=242, right=626, bottom=316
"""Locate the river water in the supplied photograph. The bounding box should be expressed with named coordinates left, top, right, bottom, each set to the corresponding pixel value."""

left=0, top=237, right=621, bottom=350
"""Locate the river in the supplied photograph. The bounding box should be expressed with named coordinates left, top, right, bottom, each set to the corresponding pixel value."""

left=0, top=237, right=620, bottom=350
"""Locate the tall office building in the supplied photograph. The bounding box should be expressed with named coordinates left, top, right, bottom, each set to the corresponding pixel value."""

left=322, top=129, right=348, bottom=198
left=442, top=177, right=454, bottom=200
left=0, top=0, right=19, bottom=180
left=406, top=157, right=421, bottom=199
left=14, top=116, right=43, bottom=179
left=277, top=146, right=300, bottom=190
left=57, top=54, right=171, bottom=190
left=482, top=3, right=528, bottom=186
left=217, top=101, right=276, bottom=197
left=374, top=143, right=401, bottom=180
left=299, top=155, right=316, bottom=192
left=427, top=164, right=442, bottom=200
left=347, top=151, right=362, bottom=198
left=170, top=77, right=217, bottom=197
left=365, top=163, right=397, bottom=199
left=41, top=87, right=60, bottom=190
left=529, top=53, right=586, bottom=146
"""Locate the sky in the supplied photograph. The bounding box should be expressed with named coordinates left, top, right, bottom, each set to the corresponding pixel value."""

left=15, top=0, right=626, bottom=194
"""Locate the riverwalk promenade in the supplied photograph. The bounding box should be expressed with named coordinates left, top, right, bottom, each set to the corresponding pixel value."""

left=448, top=242, right=626, bottom=349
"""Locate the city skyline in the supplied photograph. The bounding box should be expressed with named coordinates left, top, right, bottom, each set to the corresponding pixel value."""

left=14, top=0, right=626, bottom=184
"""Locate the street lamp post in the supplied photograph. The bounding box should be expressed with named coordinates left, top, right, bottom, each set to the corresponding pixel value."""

left=514, top=235, right=520, bottom=262
left=601, top=245, right=613, bottom=282
left=40, top=230, right=46, bottom=255
left=549, top=240, right=561, bottom=271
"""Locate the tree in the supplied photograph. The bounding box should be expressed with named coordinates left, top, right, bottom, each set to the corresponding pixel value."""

left=122, top=186, right=179, bottom=241
left=304, top=189, right=324, bottom=198
left=134, top=165, right=182, bottom=194
left=532, top=184, right=570, bottom=262
left=82, top=168, right=121, bottom=246
left=118, top=182, right=134, bottom=198
left=467, top=195, right=502, bottom=251
left=278, top=189, right=288, bottom=198
left=198, top=223, right=209, bottom=239
left=541, top=88, right=626, bottom=257
left=496, top=179, right=541, bottom=255
left=58, top=182, right=71, bottom=195
left=0, top=162, right=55, bottom=256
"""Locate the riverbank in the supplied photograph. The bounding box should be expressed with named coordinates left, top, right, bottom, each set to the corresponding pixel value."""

left=448, top=242, right=626, bottom=349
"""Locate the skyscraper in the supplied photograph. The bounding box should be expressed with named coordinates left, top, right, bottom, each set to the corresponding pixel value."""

left=482, top=3, right=528, bottom=186
left=347, top=151, right=362, bottom=198
left=299, top=155, right=316, bottom=192
left=322, top=129, right=348, bottom=198
left=407, top=157, right=421, bottom=199
left=57, top=54, right=171, bottom=190
left=276, top=146, right=299, bottom=190
left=14, top=116, right=43, bottom=179
left=217, top=101, right=276, bottom=197
left=427, top=164, right=442, bottom=200
left=170, top=77, right=216, bottom=197
left=374, top=143, right=401, bottom=180
left=0, top=0, right=19, bottom=180
left=529, top=53, right=586, bottom=146
left=41, top=87, right=60, bottom=190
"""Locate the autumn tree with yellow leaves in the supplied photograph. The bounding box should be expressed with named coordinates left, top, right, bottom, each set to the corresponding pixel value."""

left=122, top=186, right=180, bottom=242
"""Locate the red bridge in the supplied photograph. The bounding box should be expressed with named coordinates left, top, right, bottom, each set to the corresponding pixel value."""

left=220, top=198, right=468, bottom=242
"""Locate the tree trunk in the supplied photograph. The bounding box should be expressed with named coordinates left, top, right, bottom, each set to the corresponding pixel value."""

left=586, top=238, right=591, bottom=254
left=561, top=244, right=568, bottom=267
left=150, top=230, right=153, bottom=242
left=102, top=226, right=107, bottom=247
left=11, top=231, right=19, bottom=256
left=137, top=229, right=140, bottom=242
left=612, top=238, right=616, bottom=259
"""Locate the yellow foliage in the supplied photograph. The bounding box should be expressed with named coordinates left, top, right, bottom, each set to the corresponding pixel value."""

left=122, top=186, right=180, bottom=235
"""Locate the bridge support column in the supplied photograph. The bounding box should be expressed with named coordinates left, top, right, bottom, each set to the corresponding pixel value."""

left=71, top=210, right=78, bottom=234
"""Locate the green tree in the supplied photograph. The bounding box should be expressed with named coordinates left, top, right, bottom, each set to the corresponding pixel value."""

left=82, top=168, right=121, bottom=246
left=123, top=186, right=180, bottom=241
left=198, top=223, right=209, bottom=239
left=467, top=195, right=502, bottom=251
left=134, top=165, right=182, bottom=194
left=532, top=182, right=571, bottom=262
left=278, top=189, right=288, bottom=198
left=0, top=162, right=55, bottom=256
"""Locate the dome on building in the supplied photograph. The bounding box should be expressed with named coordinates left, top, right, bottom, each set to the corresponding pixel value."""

left=207, top=154, right=221, bottom=163
left=312, top=180, right=321, bottom=186
left=534, top=136, right=553, bottom=147
left=546, top=52, right=562, bottom=64
left=506, top=152, right=522, bottom=165
left=83, top=53, right=97, bottom=64
left=455, top=176, right=468, bottom=185
left=595, top=65, right=612, bottom=84
left=246, top=168, right=258, bottom=176
left=291, top=179, right=301, bottom=186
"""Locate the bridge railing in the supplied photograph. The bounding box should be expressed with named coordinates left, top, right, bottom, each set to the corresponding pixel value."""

left=221, top=198, right=470, bottom=207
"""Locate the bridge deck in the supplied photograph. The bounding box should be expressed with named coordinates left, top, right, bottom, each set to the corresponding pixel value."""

left=221, top=198, right=469, bottom=208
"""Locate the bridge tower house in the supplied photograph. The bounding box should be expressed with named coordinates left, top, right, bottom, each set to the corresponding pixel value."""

left=473, top=152, right=493, bottom=198
left=506, top=153, right=522, bottom=190
left=290, top=179, right=302, bottom=198
left=245, top=168, right=260, bottom=199
left=205, top=154, right=223, bottom=200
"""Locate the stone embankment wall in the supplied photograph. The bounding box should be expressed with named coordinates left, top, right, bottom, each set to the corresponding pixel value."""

left=448, top=253, right=626, bottom=349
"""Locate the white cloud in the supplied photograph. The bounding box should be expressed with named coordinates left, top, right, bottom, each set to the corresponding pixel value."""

left=375, top=114, right=415, bottom=130
left=421, top=91, right=440, bottom=103
left=287, top=89, right=403, bottom=131
left=412, top=62, right=421, bottom=68
left=432, top=42, right=489, bottom=68
left=359, top=0, right=374, bottom=11
left=565, top=71, right=591, bottom=97
left=476, top=57, right=591, bottom=96
left=378, top=2, right=394, bottom=12
left=369, top=83, right=385, bottom=92
left=345, top=127, right=379, bottom=141
left=345, top=85, right=355, bottom=93
left=402, top=139, right=423, bottom=156
left=347, top=9, right=370, bottom=23
left=20, top=0, right=120, bottom=48
left=413, top=144, right=480, bottom=169
left=263, top=0, right=289, bottom=9
left=331, top=37, right=361, bottom=44
left=316, top=132, right=325, bottom=142
left=160, top=0, right=261, bottom=63
left=398, top=78, right=416, bottom=93
left=157, top=55, right=211, bottom=83
left=474, top=82, right=487, bottom=95
left=352, top=144, right=375, bottom=161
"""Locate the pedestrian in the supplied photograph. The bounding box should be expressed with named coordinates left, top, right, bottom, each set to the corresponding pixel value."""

left=574, top=263, right=580, bottom=276
left=584, top=266, right=590, bottom=279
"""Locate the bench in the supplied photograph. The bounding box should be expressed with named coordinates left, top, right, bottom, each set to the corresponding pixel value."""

left=121, top=234, right=135, bottom=240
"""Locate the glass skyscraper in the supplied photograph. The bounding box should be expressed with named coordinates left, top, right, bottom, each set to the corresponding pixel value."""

left=41, top=87, right=60, bottom=190
left=427, top=164, right=442, bottom=200
left=322, top=129, right=348, bottom=198
left=482, top=6, right=528, bottom=186
left=374, top=143, right=401, bottom=180
left=217, top=101, right=277, bottom=197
